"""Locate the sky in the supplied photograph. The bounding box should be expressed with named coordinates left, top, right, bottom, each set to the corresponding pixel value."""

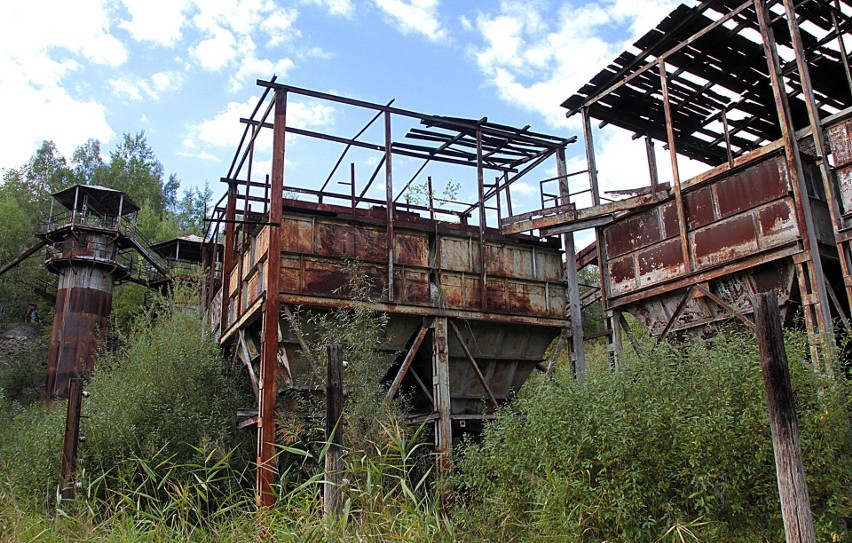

left=0, top=0, right=700, bottom=227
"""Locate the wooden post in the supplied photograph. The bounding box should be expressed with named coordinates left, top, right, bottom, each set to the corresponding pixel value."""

left=60, top=377, right=83, bottom=500
left=556, top=147, right=586, bottom=379
left=753, top=292, right=817, bottom=543
left=432, top=317, right=452, bottom=479
left=324, top=343, right=344, bottom=519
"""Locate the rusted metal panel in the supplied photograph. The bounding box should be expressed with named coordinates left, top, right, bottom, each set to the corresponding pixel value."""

left=693, top=214, right=759, bottom=269
left=604, top=207, right=662, bottom=258
left=833, top=168, right=852, bottom=215
left=757, top=199, right=798, bottom=247
left=281, top=216, right=314, bottom=254
left=438, top=272, right=482, bottom=310
left=46, top=265, right=113, bottom=400
left=396, top=268, right=431, bottom=305
left=439, top=237, right=479, bottom=273
left=280, top=255, right=301, bottom=292
left=608, top=255, right=636, bottom=297
left=715, top=156, right=788, bottom=218
left=485, top=277, right=508, bottom=312
left=684, top=185, right=715, bottom=229
left=395, top=231, right=429, bottom=267
left=660, top=200, right=680, bottom=239
left=826, top=114, right=852, bottom=167
left=637, top=237, right=686, bottom=288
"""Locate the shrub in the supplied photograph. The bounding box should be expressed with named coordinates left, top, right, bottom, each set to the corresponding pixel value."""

left=454, top=328, right=851, bottom=542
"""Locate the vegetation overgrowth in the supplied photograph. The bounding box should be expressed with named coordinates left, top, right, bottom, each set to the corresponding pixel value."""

left=0, top=138, right=849, bottom=540
left=1, top=296, right=849, bottom=541
left=456, top=327, right=851, bottom=542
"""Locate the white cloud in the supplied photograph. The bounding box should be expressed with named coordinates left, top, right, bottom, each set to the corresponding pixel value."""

left=188, top=1, right=299, bottom=89
left=467, top=1, right=681, bottom=133
left=109, top=79, right=143, bottom=101
left=375, top=0, right=447, bottom=42
left=0, top=1, right=123, bottom=171
left=177, top=150, right=221, bottom=162
left=228, top=46, right=294, bottom=92
left=109, top=71, right=185, bottom=101
left=182, top=97, right=336, bottom=163
left=305, top=0, right=355, bottom=18
left=191, top=27, right=238, bottom=70
left=119, top=0, right=190, bottom=47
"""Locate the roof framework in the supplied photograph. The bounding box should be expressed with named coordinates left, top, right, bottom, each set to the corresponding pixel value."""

left=563, top=0, right=852, bottom=165
left=213, top=80, right=574, bottom=226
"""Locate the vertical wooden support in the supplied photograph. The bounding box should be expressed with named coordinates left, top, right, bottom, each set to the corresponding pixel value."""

left=721, top=108, right=735, bottom=168
left=645, top=136, right=659, bottom=192
left=556, top=147, right=586, bottom=379
left=754, top=0, right=834, bottom=367
left=581, top=108, right=601, bottom=207
left=659, top=59, right=692, bottom=273
left=432, top=317, right=452, bottom=480
left=256, top=88, right=287, bottom=508
left=583, top=107, right=620, bottom=367
left=384, top=110, right=395, bottom=303
left=476, top=130, right=488, bottom=310
left=59, top=377, right=83, bottom=500
left=753, top=292, right=817, bottom=543
left=324, top=344, right=344, bottom=519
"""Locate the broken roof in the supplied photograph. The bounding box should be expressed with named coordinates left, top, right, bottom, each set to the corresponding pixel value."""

left=562, top=0, right=852, bottom=165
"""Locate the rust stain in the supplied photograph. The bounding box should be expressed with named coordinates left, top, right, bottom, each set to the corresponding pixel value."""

left=608, top=255, right=636, bottom=296
left=693, top=214, right=758, bottom=268
left=604, top=207, right=662, bottom=258
left=637, top=237, right=685, bottom=287
left=715, top=156, right=787, bottom=218
left=684, top=186, right=715, bottom=229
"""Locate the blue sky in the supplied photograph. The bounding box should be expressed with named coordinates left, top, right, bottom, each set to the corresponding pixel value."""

left=1, top=0, right=691, bottom=220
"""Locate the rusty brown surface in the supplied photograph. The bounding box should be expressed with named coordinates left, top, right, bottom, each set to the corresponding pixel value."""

left=223, top=207, right=568, bottom=322
left=46, top=271, right=113, bottom=400
left=601, top=153, right=802, bottom=302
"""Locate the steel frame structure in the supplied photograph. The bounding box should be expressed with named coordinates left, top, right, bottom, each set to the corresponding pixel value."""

left=205, top=81, right=585, bottom=506
left=502, top=0, right=852, bottom=368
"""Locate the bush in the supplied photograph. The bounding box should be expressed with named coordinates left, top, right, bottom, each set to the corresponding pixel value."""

left=0, top=284, right=251, bottom=507
left=454, top=328, right=851, bottom=542
left=80, top=285, right=251, bottom=492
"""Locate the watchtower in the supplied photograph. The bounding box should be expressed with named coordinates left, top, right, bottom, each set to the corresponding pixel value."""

left=37, top=184, right=167, bottom=400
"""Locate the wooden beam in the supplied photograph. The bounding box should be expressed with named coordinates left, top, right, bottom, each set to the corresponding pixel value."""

left=386, top=319, right=431, bottom=401
left=324, top=344, right=344, bottom=519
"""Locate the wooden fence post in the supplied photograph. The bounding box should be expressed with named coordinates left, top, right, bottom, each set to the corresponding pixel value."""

left=324, top=343, right=344, bottom=519
left=753, top=292, right=816, bottom=543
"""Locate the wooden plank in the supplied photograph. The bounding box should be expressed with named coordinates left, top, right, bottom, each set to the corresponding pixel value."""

left=432, top=317, right=452, bottom=482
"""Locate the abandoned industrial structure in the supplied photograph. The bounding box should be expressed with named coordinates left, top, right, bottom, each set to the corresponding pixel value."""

left=202, top=0, right=852, bottom=505
left=1, top=0, right=850, bottom=508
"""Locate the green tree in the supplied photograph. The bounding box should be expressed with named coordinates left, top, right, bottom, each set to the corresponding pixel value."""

left=108, top=132, right=167, bottom=216
left=71, top=138, right=108, bottom=186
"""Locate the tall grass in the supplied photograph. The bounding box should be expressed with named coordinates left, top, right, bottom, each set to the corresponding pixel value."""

left=1, top=286, right=848, bottom=541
